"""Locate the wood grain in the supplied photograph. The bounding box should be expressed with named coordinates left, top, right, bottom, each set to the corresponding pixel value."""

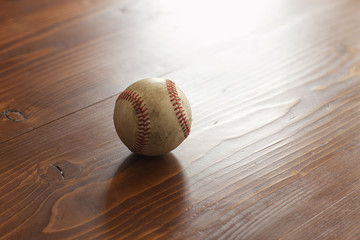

left=1, top=0, right=360, bottom=239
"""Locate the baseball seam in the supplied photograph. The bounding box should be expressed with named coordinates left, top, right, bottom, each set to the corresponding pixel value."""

left=166, top=80, right=191, bottom=138
left=117, top=89, right=150, bottom=152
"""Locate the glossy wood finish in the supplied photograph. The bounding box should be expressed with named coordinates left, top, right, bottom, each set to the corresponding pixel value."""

left=1, top=0, right=360, bottom=239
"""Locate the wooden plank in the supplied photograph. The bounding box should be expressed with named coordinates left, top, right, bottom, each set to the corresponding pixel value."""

left=2, top=0, right=358, bottom=143
left=1, top=56, right=360, bottom=238
left=1, top=0, right=360, bottom=239
left=281, top=186, right=360, bottom=239
left=0, top=0, right=224, bottom=142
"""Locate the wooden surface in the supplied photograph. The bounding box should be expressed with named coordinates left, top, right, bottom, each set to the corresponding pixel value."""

left=1, top=0, right=360, bottom=239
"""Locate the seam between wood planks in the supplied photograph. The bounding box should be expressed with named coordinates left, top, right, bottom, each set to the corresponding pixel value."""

left=0, top=93, right=118, bottom=146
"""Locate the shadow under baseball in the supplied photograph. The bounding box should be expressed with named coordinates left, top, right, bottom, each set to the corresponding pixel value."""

left=102, top=153, right=189, bottom=239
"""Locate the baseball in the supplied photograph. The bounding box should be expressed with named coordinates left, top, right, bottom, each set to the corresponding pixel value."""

left=113, top=78, right=192, bottom=156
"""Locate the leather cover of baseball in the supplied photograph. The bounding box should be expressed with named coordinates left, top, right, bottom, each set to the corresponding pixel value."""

left=113, top=78, right=192, bottom=156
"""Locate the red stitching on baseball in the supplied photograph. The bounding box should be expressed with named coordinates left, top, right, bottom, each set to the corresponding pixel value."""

left=117, top=89, right=150, bottom=152
left=166, top=80, right=191, bottom=138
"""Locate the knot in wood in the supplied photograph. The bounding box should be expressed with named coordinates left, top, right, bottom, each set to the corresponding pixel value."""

left=4, top=109, right=26, bottom=122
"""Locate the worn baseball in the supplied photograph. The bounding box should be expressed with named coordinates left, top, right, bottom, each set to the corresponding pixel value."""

left=113, top=78, right=192, bottom=156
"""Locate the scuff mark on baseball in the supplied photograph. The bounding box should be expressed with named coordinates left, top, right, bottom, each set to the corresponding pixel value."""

left=113, top=78, right=192, bottom=156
